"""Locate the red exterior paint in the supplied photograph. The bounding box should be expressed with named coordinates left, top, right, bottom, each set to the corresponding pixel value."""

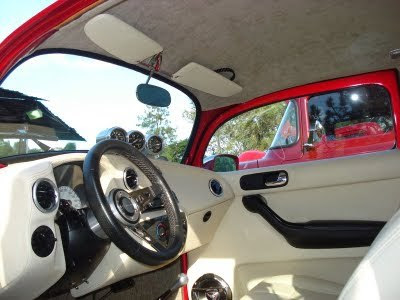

left=190, top=70, right=400, bottom=168
left=0, top=0, right=103, bottom=80
left=0, top=164, right=7, bottom=169
left=239, top=95, right=396, bottom=169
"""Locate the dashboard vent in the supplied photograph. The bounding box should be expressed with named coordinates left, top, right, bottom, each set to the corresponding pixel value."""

left=124, top=168, right=138, bottom=190
left=33, top=179, right=59, bottom=213
left=209, top=179, right=223, bottom=197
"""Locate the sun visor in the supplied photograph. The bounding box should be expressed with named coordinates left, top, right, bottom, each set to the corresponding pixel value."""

left=172, top=62, right=242, bottom=97
left=84, top=14, right=163, bottom=63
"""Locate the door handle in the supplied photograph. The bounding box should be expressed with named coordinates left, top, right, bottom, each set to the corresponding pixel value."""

left=265, top=171, right=287, bottom=187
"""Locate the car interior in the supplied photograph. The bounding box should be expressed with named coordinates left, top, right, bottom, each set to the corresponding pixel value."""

left=1, top=0, right=400, bottom=300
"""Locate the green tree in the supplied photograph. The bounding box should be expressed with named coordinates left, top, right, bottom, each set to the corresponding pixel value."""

left=64, top=142, right=77, bottom=151
left=206, top=102, right=286, bottom=156
left=137, top=106, right=177, bottom=144
left=163, top=139, right=188, bottom=163
left=0, top=139, right=15, bottom=157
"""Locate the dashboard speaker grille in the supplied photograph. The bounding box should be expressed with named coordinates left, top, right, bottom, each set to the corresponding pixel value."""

left=33, top=179, right=59, bottom=213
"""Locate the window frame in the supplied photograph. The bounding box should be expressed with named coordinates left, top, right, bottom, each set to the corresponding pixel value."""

left=190, top=70, right=400, bottom=168
left=0, top=48, right=202, bottom=165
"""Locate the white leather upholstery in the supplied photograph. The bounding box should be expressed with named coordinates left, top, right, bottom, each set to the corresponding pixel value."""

left=241, top=209, right=400, bottom=300
left=241, top=275, right=340, bottom=300
left=339, top=209, right=400, bottom=300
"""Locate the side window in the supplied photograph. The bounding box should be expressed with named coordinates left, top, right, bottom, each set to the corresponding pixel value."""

left=204, top=100, right=300, bottom=171
left=306, top=84, right=395, bottom=158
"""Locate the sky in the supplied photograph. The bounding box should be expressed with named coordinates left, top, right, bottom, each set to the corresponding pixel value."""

left=0, top=1, right=195, bottom=150
left=0, top=1, right=56, bottom=42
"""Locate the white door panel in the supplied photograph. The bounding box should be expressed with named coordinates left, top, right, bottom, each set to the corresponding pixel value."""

left=188, top=150, right=400, bottom=299
left=225, top=149, right=400, bottom=221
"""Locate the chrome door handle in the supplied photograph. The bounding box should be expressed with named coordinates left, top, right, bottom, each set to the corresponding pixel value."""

left=265, top=171, right=287, bottom=187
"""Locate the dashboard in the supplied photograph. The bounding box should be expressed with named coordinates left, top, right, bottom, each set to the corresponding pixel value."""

left=0, top=152, right=235, bottom=299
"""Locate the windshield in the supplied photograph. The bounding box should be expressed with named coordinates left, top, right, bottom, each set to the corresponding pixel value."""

left=269, top=100, right=298, bottom=149
left=0, top=53, right=196, bottom=162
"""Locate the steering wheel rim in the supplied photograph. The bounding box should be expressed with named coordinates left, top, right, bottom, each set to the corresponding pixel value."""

left=83, top=140, right=185, bottom=266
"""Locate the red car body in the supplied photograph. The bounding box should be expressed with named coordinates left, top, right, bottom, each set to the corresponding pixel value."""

left=238, top=97, right=395, bottom=170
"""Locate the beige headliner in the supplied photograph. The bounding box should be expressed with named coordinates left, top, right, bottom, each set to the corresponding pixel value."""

left=35, top=0, right=400, bottom=110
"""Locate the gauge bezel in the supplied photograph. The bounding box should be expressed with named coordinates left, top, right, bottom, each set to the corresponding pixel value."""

left=96, top=127, right=127, bottom=143
left=146, top=134, right=163, bottom=154
left=127, top=130, right=145, bottom=151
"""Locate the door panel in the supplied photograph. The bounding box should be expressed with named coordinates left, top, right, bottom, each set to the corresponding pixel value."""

left=187, top=150, right=400, bottom=299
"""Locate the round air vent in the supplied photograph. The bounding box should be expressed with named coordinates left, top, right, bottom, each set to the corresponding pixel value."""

left=33, top=179, right=59, bottom=213
left=209, top=179, right=223, bottom=197
left=124, top=168, right=138, bottom=190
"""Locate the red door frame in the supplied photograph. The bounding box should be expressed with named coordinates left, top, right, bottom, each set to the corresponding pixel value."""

left=188, top=69, right=400, bottom=167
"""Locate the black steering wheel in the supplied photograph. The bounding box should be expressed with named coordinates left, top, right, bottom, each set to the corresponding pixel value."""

left=83, top=140, right=185, bottom=266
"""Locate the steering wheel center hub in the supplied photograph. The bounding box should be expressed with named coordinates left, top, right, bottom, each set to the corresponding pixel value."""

left=109, top=189, right=141, bottom=224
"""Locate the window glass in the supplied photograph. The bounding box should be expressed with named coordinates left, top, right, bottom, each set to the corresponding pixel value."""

left=270, top=100, right=298, bottom=148
left=0, top=53, right=196, bottom=162
left=308, top=85, right=393, bottom=141
left=204, top=100, right=299, bottom=170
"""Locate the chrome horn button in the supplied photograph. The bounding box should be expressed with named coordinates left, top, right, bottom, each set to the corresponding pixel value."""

left=108, top=189, right=141, bottom=225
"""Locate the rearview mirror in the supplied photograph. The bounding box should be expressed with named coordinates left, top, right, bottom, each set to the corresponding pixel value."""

left=136, top=84, right=171, bottom=107
left=203, top=154, right=239, bottom=172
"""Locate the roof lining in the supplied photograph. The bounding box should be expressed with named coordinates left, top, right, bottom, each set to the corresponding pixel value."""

left=19, top=0, right=400, bottom=109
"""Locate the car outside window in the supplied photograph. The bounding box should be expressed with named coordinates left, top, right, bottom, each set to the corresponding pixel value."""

left=204, top=100, right=298, bottom=169
left=0, top=53, right=196, bottom=162
left=308, top=85, right=393, bottom=141
left=306, top=84, right=395, bottom=158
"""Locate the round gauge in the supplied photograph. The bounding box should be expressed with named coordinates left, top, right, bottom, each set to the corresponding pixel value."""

left=59, top=186, right=83, bottom=209
left=127, top=130, right=145, bottom=150
left=110, top=128, right=127, bottom=142
left=147, top=135, right=163, bottom=154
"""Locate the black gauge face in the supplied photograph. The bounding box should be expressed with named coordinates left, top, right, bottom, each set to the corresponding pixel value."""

left=129, top=131, right=145, bottom=150
left=110, top=129, right=126, bottom=142
left=147, top=136, right=163, bottom=153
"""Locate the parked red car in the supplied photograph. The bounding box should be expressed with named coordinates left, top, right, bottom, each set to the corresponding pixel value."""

left=238, top=87, right=395, bottom=169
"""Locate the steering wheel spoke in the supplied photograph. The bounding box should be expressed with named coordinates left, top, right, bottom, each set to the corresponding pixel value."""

left=130, top=223, right=166, bottom=252
left=128, top=185, right=161, bottom=212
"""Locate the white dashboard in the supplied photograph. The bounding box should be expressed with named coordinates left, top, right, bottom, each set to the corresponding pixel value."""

left=0, top=153, right=234, bottom=299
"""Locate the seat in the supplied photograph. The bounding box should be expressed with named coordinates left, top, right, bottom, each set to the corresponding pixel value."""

left=339, top=208, right=400, bottom=299
left=241, top=275, right=341, bottom=300
left=240, top=209, right=400, bottom=300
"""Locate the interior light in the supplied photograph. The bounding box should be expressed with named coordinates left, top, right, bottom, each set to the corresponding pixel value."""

left=350, top=93, right=359, bottom=101
left=26, top=109, right=43, bottom=120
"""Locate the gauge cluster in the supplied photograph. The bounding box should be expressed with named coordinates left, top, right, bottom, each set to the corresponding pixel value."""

left=96, top=127, right=163, bottom=155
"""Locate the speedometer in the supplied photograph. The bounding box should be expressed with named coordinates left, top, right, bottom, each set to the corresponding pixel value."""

left=59, top=186, right=83, bottom=209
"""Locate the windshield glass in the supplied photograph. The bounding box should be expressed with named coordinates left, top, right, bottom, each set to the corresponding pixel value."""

left=0, top=53, right=196, bottom=162
left=269, top=100, right=298, bottom=149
